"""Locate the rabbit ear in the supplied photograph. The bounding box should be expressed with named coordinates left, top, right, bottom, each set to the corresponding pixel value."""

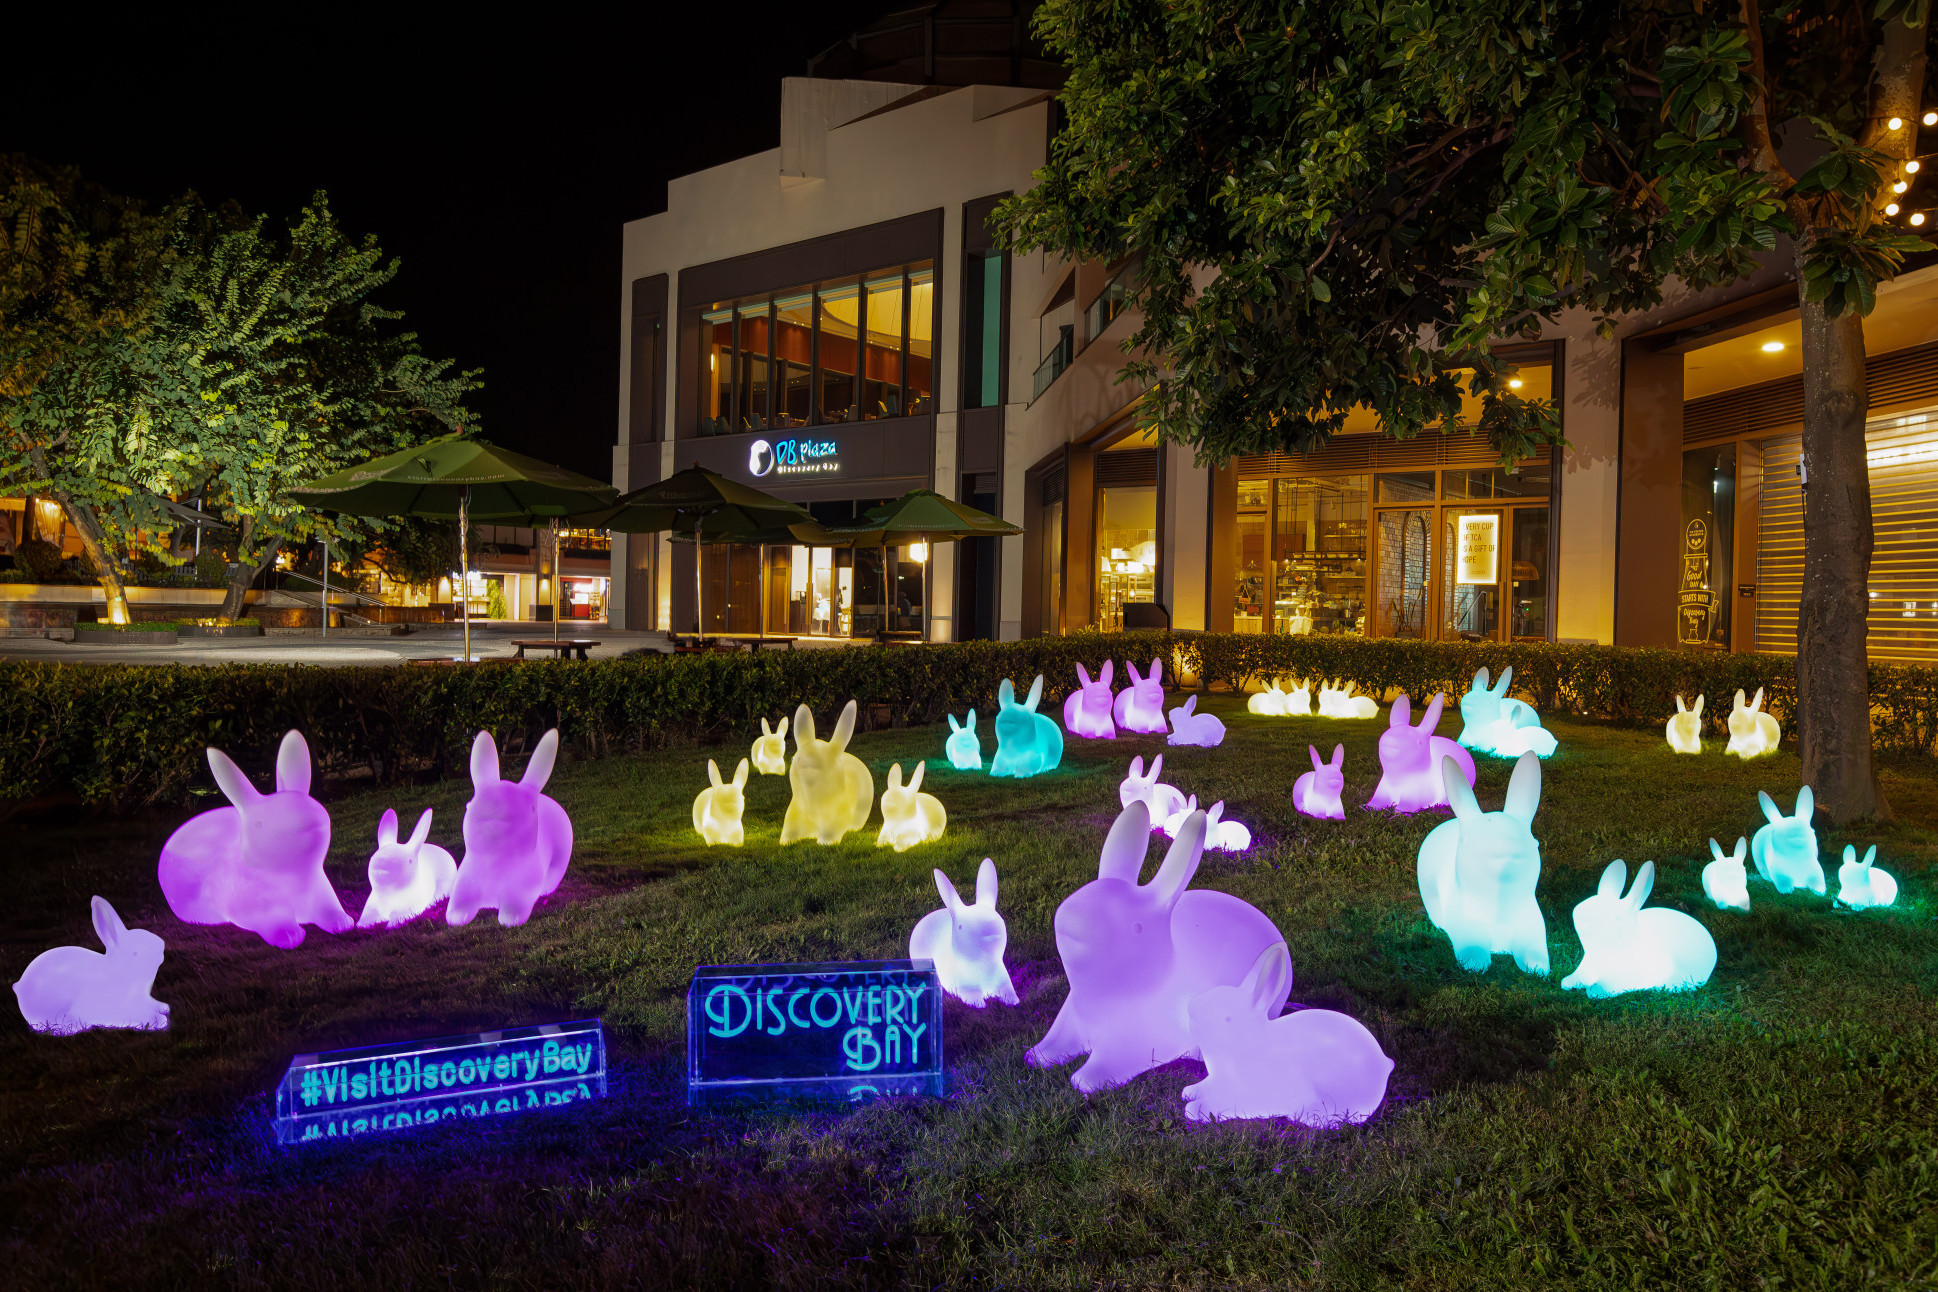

left=1495, top=666, right=1513, bottom=696
left=1473, top=667, right=1489, bottom=692
left=1842, top=843, right=1857, bottom=865
left=1693, top=695, right=1704, bottom=715
left=1024, top=675, right=1044, bottom=712
left=1147, top=811, right=1206, bottom=910
left=1125, top=661, right=1142, bottom=685
left=948, top=714, right=961, bottom=733
left=407, top=808, right=434, bottom=850
left=91, top=896, right=127, bottom=950
left=1626, top=861, right=1656, bottom=909
left=734, top=759, right=749, bottom=789
left=1099, top=802, right=1153, bottom=882
left=1310, top=745, right=1324, bottom=771
left=1100, top=659, right=1113, bottom=686
left=1708, top=837, right=1725, bottom=862
left=1245, top=942, right=1294, bottom=1019
left=1794, top=785, right=1813, bottom=820
left=998, top=679, right=1016, bottom=708
left=377, top=808, right=399, bottom=846
left=1444, top=756, right=1481, bottom=821
left=470, top=731, right=501, bottom=786
left=708, top=759, right=724, bottom=788
left=1331, top=744, right=1345, bottom=768
left=521, top=728, right=559, bottom=790
left=1389, top=694, right=1411, bottom=728
left=1503, top=752, right=1541, bottom=822
left=1149, top=752, right=1164, bottom=779
left=761, top=717, right=772, bottom=737
left=975, top=857, right=999, bottom=907
left=1148, top=657, right=1163, bottom=682
left=887, top=763, right=904, bottom=791
left=1758, top=791, right=1783, bottom=825
left=1420, top=692, right=1446, bottom=729
left=1076, top=662, right=1092, bottom=687
left=966, top=709, right=975, bottom=730
left=908, top=761, right=925, bottom=792
left=1127, top=755, right=1145, bottom=780
left=1597, top=859, right=1628, bottom=899
left=830, top=700, right=858, bottom=752
left=1751, top=687, right=1765, bottom=713
left=1733, top=689, right=1747, bottom=711
left=793, top=704, right=816, bottom=746
left=777, top=716, right=788, bottom=737
left=1206, top=800, right=1224, bottom=826
left=275, top=730, right=312, bottom=795
left=1675, top=695, right=1687, bottom=714
left=1181, top=695, right=1197, bottom=716
left=1863, top=844, right=1877, bottom=868
left=933, top=868, right=964, bottom=912
left=1733, top=836, right=1747, bottom=861
left=207, top=747, right=260, bottom=809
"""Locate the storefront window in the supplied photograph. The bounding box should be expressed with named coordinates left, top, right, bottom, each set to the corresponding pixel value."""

left=862, top=274, right=906, bottom=419
left=1377, top=472, right=1435, bottom=504
left=774, top=291, right=814, bottom=428
left=1376, top=509, right=1432, bottom=637
left=816, top=282, right=860, bottom=423
left=1441, top=509, right=1504, bottom=639
left=1272, top=476, right=1367, bottom=635
left=1043, top=498, right=1064, bottom=633
left=734, top=303, right=771, bottom=432
left=1678, top=446, right=1734, bottom=647
left=1509, top=507, right=1549, bottom=640
left=1443, top=464, right=1551, bottom=500
left=1097, top=486, right=1157, bottom=631
left=701, top=306, right=733, bottom=436
left=963, top=252, right=1003, bottom=409
left=906, top=267, right=934, bottom=417
left=1234, top=489, right=1268, bottom=633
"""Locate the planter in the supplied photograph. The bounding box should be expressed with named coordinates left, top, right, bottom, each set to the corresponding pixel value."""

left=74, top=629, right=179, bottom=645
left=177, top=623, right=264, bottom=638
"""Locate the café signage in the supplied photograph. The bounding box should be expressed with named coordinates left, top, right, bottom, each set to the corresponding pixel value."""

left=1455, top=514, right=1500, bottom=584
left=749, top=437, right=841, bottom=478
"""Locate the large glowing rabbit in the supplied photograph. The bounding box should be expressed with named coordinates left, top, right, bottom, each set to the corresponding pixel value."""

left=1112, top=658, right=1169, bottom=734
left=1293, top=744, right=1346, bottom=820
left=1286, top=677, right=1313, bottom=716
left=1560, top=860, right=1717, bottom=998
left=1702, top=836, right=1750, bottom=913
left=1119, top=753, right=1187, bottom=825
left=1725, top=688, right=1781, bottom=759
left=1246, top=680, right=1291, bottom=716
left=780, top=700, right=875, bottom=844
left=1836, top=844, right=1898, bottom=910
left=1026, top=803, right=1285, bottom=1093
left=908, top=858, right=1017, bottom=1007
left=1317, top=680, right=1378, bottom=719
left=944, top=710, right=983, bottom=770
left=1182, top=941, right=1392, bottom=1125
left=751, top=717, right=789, bottom=775
left=1749, top=786, right=1824, bottom=896
left=358, top=808, right=457, bottom=927
left=878, top=761, right=947, bottom=851
left=157, top=729, right=352, bottom=949
left=447, top=729, right=574, bottom=927
left=1063, top=661, right=1119, bottom=738
left=692, top=758, right=750, bottom=847
left=991, top=675, right=1064, bottom=777
left=1368, top=693, right=1476, bottom=812
left=1456, top=667, right=1556, bottom=758
left=1416, top=753, right=1549, bottom=974
left=12, top=897, right=169, bottom=1035
left=1166, top=694, right=1226, bottom=748
left=1666, top=695, right=1705, bottom=755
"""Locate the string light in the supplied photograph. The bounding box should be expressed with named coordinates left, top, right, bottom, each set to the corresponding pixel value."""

left=1914, top=212, right=1928, bottom=226
left=1888, top=203, right=1901, bottom=215
left=1909, top=160, right=1922, bottom=173
left=1889, top=116, right=1905, bottom=130
left=1895, top=180, right=1910, bottom=193
left=1925, top=112, right=1937, bottom=126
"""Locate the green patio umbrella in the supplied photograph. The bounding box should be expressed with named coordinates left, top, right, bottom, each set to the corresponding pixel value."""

left=290, top=433, right=617, bottom=662
left=819, top=490, right=1022, bottom=640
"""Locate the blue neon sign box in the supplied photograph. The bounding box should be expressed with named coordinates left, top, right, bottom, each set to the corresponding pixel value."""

left=274, top=1018, right=606, bottom=1145
left=687, top=960, right=943, bottom=1105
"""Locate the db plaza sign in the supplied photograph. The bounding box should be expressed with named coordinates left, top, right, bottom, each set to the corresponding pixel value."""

left=683, top=423, right=931, bottom=492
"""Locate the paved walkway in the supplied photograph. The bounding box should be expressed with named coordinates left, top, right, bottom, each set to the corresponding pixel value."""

left=0, top=624, right=672, bottom=667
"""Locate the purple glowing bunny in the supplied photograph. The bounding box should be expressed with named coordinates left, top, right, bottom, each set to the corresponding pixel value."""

left=1062, top=660, right=1118, bottom=739
left=447, top=729, right=574, bottom=928
left=1367, top=693, right=1476, bottom=813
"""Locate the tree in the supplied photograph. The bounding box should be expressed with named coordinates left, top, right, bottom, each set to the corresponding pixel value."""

left=1001, top=0, right=1931, bottom=822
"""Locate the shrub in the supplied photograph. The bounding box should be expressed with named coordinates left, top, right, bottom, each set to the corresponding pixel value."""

left=194, top=549, right=229, bottom=588
left=14, top=539, right=66, bottom=583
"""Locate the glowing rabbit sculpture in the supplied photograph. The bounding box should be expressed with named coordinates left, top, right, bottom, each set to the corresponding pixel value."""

left=1702, top=836, right=1751, bottom=913
left=1836, top=844, right=1898, bottom=910
left=944, top=710, right=983, bottom=770
left=12, top=897, right=168, bottom=1035
left=1317, top=680, right=1378, bottom=719
left=1182, top=941, right=1392, bottom=1125
left=1155, top=796, right=1250, bottom=852
left=1749, top=787, right=1825, bottom=896
left=447, top=729, right=574, bottom=927
left=1368, top=693, right=1477, bottom=812
left=780, top=700, right=875, bottom=844
left=878, top=761, right=947, bottom=851
left=692, top=758, right=750, bottom=847
left=908, top=858, right=1017, bottom=1007
left=1112, top=658, right=1169, bottom=734
left=1725, top=688, right=1781, bottom=759
left=1417, top=753, right=1549, bottom=974
left=990, top=675, right=1064, bottom=777
left=1456, top=667, right=1556, bottom=758
left=1285, top=677, right=1313, bottom=716
left=1293, top=744, right=1347, bottom=820
left=1026, top=803, right=1285, bottom=1093
left=1166, top=694, right=1226, bottom=748
left=1063, top=661, right=1118, bottom=738
left=1119, top=754, right=1187, bottom=825
left=358, top=808, right=457, bottom=927
left=1666, top=695, right=1705, bottom=755
left=751, top=717, right=789, bottom=775
left=1246, top=680, right=1292, bottom=716
left=157, top=729, right=352, bottom=949
left=1560, top=860, right=1717, bottom=998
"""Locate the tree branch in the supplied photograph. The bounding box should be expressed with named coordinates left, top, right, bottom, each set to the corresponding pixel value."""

left=1739, top=0, right=1799, bottom=191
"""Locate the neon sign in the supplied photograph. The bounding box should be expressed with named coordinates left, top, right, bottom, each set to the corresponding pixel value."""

left=749, top=436, right=839, bottom=477
left=273, top=1018, right=606, bottom=1145
left=687, top=960, right=943, bottom=1104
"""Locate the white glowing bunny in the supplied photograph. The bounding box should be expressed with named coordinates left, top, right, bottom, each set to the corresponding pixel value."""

left=1368, top=692, right=1477, bottom=812
left=1836, top=844, right=1898, bottom=910
left=1725, top=687, right=1781, bottom=759
left=1182, top=941, right=1392, bottom=1125
left=692, top=758, right=750, bottom=847
left=12, top=897, right=169, bottom=1035
left=1063, top=660, right=1119, bottom=738
left=1285, top=677, right=1313, bottom=716
left=1749, top=786, right=1824, bottom=896
left=945, top=710, right=983, bottom=770
left=1119, top=754, right=1187, bottom=825
left=1666, top=695, right=1705, bottom=755
left=1416, top=753, right=1549, bottom=974
left=1560, top=860, right=1717, bottom=998
left=1156, top=795, right=1249, bottom=852
left=878, top=761, right=946, bottom=851
left=447, top=729, right=574, bottom=927
left=1317, top=679, right=1378, bottom=719
left=1027, top=803, right=1285, bottom=1093
left=908, top=857, right=1017, bottom=1007
left=1293, top=744, right=1347, bottom=820
left=1112, top=658, right=1169, bottom=734
left=780, top=700, right=875, bottom=844
left=1166, top=694, right=1226, bottom=748
left=751, top=717, right=789, bottom=775
left=358, top=808, right=458, bottom=927
left=157, top=729, right=352, bottom=949
left=1246, top=680, right=1291, bottom=716
left=1702, top=836, right=1750, bottom=913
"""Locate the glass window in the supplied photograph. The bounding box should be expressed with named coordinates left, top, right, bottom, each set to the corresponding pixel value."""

left=1678, top=446, right=1734, bottom=647
left=963, top=252, right=1003, bottom=408
left=701, top=305, right=733, bottom=436
left=1043, top=498, right=1064, bottom=633
left=774, top=290, right=813, bottom=428
left=853, top=546, right=886, bottom=636
left=1442, top=509, right=1504, bottom=639
left=1097, top=486, right=1157, bottom=631
left=816, top=282, right=859, bottom=423
left=734, top=302, right=771, bottom=432
left=1272, top=476, right=1367, bottom=636
left=1234, top=498, right=1268, bottom=634
left=1237, top=478, right=1271, bottom=508
left=1377, top=472, right=1436, bottom=504
left=1377, top=509, right=1433, bottom=637
left=1510, top=507, right=1550, bottom=640
left=862, top=273, right=906, bottom=419
left=1442, top=464, right=1551, bottom=500
left=905, top=267, right=933, bottom=417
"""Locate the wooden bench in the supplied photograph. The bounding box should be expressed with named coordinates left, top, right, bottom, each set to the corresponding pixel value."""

left=511, top=639, right=601, bottom=661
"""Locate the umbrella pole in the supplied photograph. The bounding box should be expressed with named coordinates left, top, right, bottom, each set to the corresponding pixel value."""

left=321, top=537, right=329, bottom=640
left=694, top=514, right=703, bottom=643
left=460, top=487, right=471, bottom=663
left=553, top=523, right=561, bottom=641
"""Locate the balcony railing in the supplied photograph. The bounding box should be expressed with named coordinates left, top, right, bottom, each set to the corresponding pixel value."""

left=1032, top=326, right=1075, bottom=403
left=1084, top=262, right=1136, bottom=340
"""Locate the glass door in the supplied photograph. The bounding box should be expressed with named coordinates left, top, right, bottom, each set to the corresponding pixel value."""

left=1508, top=507, right=1550, bottom=641
left=1441, top=508, right=1504, bottom=640
left=1375, top=509, right=1434, bottom=637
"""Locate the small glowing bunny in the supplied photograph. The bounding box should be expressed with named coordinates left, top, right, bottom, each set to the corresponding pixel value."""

left=1155, top=795, right=1248, bottom=851
left=781, top=700, right=875, bottom=844
left=1285, top=677, right=1313, bottom=716
left=12, top=897, right=169, bottom=1035
left=751, top=717, right=789, bottom=775
left=358, top=808, right=458, bottom=927
left=1182, top=941, right=1392, bottom=1125
left=1166, top=694, right=1226, bottom=748
left=1063, top=661, right=1119, bottom=738
left=991, top=675, right=1064, bottom=777
left=908, top=858, right=1017, bottom=1007
left=448, top=729, right=574, bottom=927
left=1702, top=836, right=1750, bottom=913
left=1836, top=844, right=1898, bottom=910
left=1293, top=744, right=1346, bottom=820
left=1368, top=692, right=1476, bottom=813
left=1119, top=753, right=1187, bottom=825
left=878, top=761, right=947, bottom=851
left=1725, top=688, right=1781, bottom=759
left=1749, top=786, right=1824, bottom=896
left=1455, top=667, right=1556, bottom=758
left=1112, top=658, right=1169, bottom=734
left=945, top=710, right=983, bottom=770
left=1560, top=860, right=1717, bottom=998
left=1317, top=679, right=1378, bottom=719
left=1417, top=753, right=1549, bottom=975
left=1246, top=680, right=1291, bottom=716
left=1666, top=695, right=1705, bottom=755
left=692, top=758, right=750, bottom=846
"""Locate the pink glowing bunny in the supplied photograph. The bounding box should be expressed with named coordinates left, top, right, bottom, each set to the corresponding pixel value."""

left=158, top=730, right=352, bottom=949
left=1026, top=803, right=1285, bottom=1093
left=1293, top=744, right=1347, bottom=820
left=358, top=808, right=458, bottom=927
left=1062, top=660, right=1119, bottom=739
left=447, top=729, right=573, bottom=928
left=13, top=897, right=170, bottom=1035
left=1367, top=693, right=1476, bottom=812
left=1112, top=658, right=1169, bottom=734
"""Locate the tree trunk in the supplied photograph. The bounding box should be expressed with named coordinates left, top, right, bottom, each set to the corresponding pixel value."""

left=53, top=491, right=133, bottom=626
left=219, top=517, right=280, bottom=621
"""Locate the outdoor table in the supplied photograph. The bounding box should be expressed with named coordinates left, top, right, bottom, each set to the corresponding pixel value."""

left=512, top=639, right=601, bottom=661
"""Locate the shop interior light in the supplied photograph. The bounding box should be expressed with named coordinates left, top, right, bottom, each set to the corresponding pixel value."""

left=1761, top=340, right=1786, bottom=352
left=1508, top=378, right=1524, bottom=389
left=908, top=541, right=928, bottom=563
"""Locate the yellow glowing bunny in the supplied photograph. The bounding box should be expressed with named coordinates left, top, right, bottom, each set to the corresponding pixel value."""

left=751, top=716, right=788, bottom=775
left=691, top=758, right=749, bottom=846
left=877, top=761, right=947, bottom=851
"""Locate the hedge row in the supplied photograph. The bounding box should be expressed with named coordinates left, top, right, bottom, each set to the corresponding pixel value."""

left=3, top=632, right=1935, bottom=811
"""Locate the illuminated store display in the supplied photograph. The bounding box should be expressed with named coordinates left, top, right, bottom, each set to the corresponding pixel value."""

left=13, top=897, right=169, bottom=1035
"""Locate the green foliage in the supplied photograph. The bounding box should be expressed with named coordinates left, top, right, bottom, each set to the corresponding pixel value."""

left=484, top=580, right=509, bottom=620
left=11, top=536, right=65, bottom=581
left=192, top=546, right=227, bottom=587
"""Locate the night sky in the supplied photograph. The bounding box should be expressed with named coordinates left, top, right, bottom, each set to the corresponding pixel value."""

left=9, top=5, right=890, bottom=482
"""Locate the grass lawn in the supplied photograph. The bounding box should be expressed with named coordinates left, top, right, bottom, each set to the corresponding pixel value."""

left=3, top=693, right=1936, bottom=1289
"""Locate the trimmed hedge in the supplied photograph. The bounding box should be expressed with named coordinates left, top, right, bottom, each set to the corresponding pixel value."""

left=3, top=632, right=1934, bottom=811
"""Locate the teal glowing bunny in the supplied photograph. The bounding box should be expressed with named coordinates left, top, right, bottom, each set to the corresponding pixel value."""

left=990, top=676, right=1063, bottom=778
left=1749, top=786, right=1825, bottom=896
left=945, top=710, right=983, bottom=771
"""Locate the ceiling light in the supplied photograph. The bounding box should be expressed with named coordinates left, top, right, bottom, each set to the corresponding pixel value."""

left=1508, top=378, right=1524, bottom=389
left=1761, top=341, right=1786, bottom=353
left=1888, top=203, right=1902, bottom=215
left=1890, top=116, right=1905, bottom=130
left=1915, top=212, right=1928, bottom=226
